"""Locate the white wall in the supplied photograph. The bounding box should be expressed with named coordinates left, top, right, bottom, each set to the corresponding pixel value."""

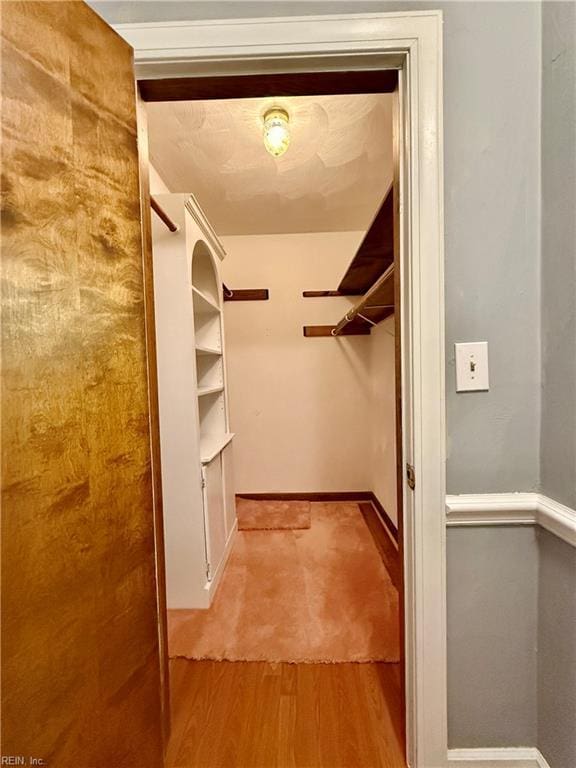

left=149, top=163, right=170, bottom=194
left=221, top=231, right=376, bottom=493
left=221, top=231, right=398, bottom=507
left=370, top=315, right=397, bottom=525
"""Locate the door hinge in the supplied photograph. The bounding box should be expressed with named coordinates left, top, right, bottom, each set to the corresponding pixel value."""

left=206, top=562, right=212, bottom=581
left=201, top=474, right=206, bottom=489
left=406, top=463, right=416, bottom=490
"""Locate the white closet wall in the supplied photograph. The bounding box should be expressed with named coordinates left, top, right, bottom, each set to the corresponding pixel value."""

left=369, top=316, right=398, bottom=526
left=221, top=231, right=373, bottom=493
left=149, top=163, right=170, bottom=194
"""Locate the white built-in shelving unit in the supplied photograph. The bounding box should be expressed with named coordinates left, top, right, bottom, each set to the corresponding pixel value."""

left=151, top=193, right=236, bottom=610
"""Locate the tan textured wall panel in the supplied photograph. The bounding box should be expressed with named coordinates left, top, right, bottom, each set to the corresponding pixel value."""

left=1, top=3, right=163, bottom=765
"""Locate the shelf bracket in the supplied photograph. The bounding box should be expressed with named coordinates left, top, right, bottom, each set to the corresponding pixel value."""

left=302, top=290, right=360, bottom=298
left=303, top=324, right=371, bottom=337
left=222, top=286, right=269, bottom=302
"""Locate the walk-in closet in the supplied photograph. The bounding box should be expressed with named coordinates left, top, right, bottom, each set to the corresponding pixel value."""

left=147, top=81, right=404, bottom=766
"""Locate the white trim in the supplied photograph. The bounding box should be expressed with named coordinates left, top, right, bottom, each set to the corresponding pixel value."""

left=535, top=750, right=552, bottom=768
left=116, top=12, right=442, bottom=79
left=447, top=747, right=551, bottom=768
left=537, top=493, right=576, bottom=546
left=445, top=492, right=576, bottom=547
left=446, top=493, right=538, bottom=526
left=185, top=194, right=226, bottom=262
left=121, top=14, right=447, bottom=767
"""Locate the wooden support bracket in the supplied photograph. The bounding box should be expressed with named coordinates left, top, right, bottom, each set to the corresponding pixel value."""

left=303, top=324, right=371, bottom=337
left=302, top=290, right=360, bottom=298
left=223, top=287, right=269, bottom=302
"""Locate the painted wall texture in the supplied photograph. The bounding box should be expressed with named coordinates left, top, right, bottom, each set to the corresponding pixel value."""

left=370, top=316, right=398, bottom=525
left=537, top=4, right=576, bottom=765
left=537, top=528, right=576, bottom=767
left=448, top=525, right=576, bottom=759
left=220, top=232, right=397, bottom=511
left=447, top=526, right=539, bottom=749
left=89, top=0, right=543, bottom=496
left=220, top=231, right=373, bottom=494
left=540, top=0, right=576, bottom=510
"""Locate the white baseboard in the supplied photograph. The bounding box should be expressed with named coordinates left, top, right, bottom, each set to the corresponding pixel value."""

left=448, top=747, right=551, bottom=768
left=445, top=492, right=576, bottom=548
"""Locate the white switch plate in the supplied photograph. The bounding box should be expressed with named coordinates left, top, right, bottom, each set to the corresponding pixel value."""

left=455, top=342, right=489, bottom=392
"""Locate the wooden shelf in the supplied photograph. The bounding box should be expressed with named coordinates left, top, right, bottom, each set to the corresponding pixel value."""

left=303, top=265, right=394, bottom=338
left=196, top=344, right=222, bottom=356
left=303, top=184, right=395, bottom=338
left=192, top=285, right=220, bottom=314
left=197, top=385, right=224, bottom=398
left=200, top=433, right=235, bottom=464
left=303, top=183, right=395, bottom=338
left=338, top=186, right=394, bottom=295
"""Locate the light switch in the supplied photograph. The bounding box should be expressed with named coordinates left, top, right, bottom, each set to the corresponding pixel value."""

left=455, top=342, right=489, bottom=392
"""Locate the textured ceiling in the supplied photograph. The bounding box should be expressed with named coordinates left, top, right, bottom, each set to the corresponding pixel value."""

left=146, top=94, right=393, bottom=235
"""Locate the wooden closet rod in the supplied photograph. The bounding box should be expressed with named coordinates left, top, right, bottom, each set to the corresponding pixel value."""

left=332, top=263, right=395, bottom=336
left=151, top=196, right=178, bottom=232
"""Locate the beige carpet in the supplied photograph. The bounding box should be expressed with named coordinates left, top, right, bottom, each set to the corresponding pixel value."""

left=236, top=498, right=311, bottom=530
left=168, top=502, right=400, bottom=663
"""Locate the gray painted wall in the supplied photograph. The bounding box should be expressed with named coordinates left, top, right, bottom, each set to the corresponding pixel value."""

left=540, top=0, right=576, bottom=511
left=447, top=527, right=539, bottom=748
left=448, top=526, right=576, bottom=758
left=538, top=5, right=576, bottom=766
left=537, top=528, right=576, bottom=768
left=89, top=0, right=543, bottom=497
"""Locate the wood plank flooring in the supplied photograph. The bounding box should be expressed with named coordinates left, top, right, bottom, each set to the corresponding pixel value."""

left=166, top=505, right=404, bottom=767
left=166, top=660, right=405, bottom=768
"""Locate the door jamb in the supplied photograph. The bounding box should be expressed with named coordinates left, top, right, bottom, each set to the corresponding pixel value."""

left=123, top=11, right=447, bottom=767
left=135, top=90, right=171, bottom=747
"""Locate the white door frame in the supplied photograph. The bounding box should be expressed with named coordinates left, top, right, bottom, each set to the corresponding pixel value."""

left=118, top=12, right=447, bottom=767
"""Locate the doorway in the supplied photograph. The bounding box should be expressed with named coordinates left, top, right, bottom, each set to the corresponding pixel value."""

left=0, top=7, right=445, bottom=768
left=144, top=70, right=403, bottom=767
left=126, top=11, right=447, bottom=766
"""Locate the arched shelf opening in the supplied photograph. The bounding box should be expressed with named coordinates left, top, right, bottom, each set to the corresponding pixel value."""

left=191, top=239, right=220, bottom=305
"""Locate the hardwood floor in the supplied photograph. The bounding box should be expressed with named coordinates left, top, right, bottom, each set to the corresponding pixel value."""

left=166, top=659, right=405, bottom=768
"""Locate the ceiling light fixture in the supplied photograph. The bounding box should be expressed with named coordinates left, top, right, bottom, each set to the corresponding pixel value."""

left=263, top=108, right=290, bottom=157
